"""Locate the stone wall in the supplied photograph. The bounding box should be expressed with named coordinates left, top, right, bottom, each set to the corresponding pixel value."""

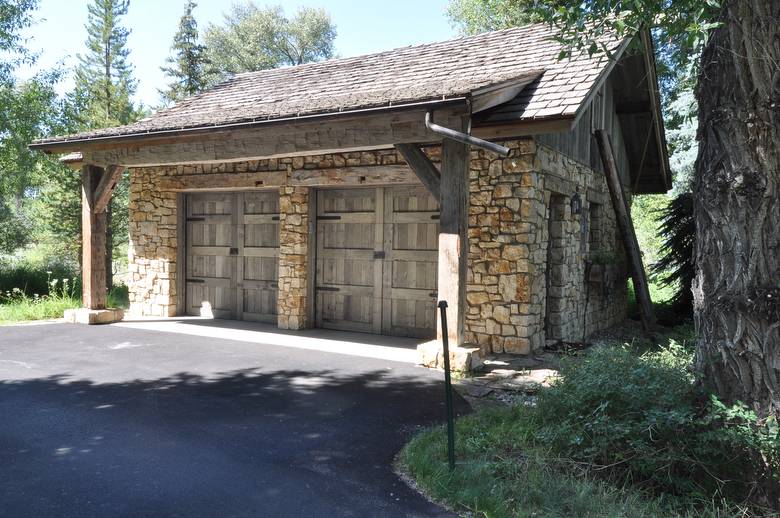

left=127, top=140, right=628, bottom=353
left=535, top=143, right=628, bottom=342
left=128, top=173, right=179, bottom=317
left=126, top=149, right=406, bottom=320
left=466, top=139, right=538, bottom=354
left=277, top=186, right=309, bottom=330
left=464, top=139, right=628, bottom=355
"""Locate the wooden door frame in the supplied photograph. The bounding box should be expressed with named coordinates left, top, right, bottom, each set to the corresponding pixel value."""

left=176, top=192, right=187, bottom=316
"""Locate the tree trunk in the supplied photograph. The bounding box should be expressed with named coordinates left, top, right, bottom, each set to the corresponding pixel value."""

left=693, top=0, right=780, bottom=418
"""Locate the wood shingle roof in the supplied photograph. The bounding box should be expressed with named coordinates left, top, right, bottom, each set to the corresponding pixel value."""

left=35, top=23, right=625, bottom=145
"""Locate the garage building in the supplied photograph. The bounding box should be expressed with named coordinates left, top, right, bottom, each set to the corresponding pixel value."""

left=31, top=23, right=670, bottom=366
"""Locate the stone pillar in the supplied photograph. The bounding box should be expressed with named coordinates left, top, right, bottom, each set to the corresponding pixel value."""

left=127, top=168, right=179, bottom=317
left=277, top=185, right=310, bottom=330
left=465, top=139, right=540, bottom=355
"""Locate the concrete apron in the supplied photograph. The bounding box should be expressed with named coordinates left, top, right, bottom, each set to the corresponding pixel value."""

left=114, top=317, right=421, bottom=364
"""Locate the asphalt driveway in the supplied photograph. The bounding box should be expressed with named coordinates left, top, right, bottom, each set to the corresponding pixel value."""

left=0, top=322, right=468, bottom=517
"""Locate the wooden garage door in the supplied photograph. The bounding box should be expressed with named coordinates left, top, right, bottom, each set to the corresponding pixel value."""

left=315, top=186, right=438, bottom=338
left=185, top=191, right=279, bottom=322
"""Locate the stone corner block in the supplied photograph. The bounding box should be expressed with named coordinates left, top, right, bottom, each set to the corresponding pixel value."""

left=416, top=340, right=483, bottom=373
left=64, top=308, right=125, bottom=325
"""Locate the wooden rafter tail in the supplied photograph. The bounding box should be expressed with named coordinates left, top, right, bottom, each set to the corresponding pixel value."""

left=594, top=129, right=656, bottom=331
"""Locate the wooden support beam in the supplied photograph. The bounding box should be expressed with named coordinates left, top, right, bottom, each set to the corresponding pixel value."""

left=81, top=165, right=108, bottom=310
left=437, top=119, right=470, bottom=347
left=394, top=143, right=441, bottom=202
left=93, top=164, right=124, bottom=213
left=79, top=108, right=466, bottom=168
left=155, top=165, right=420, bottom=191
left=594, top=129, right=656, bottom=330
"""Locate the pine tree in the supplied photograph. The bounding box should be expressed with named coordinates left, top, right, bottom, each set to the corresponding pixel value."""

left=160, top=0, right=208, bottom=105
left=70, top=0, right=140, bottom=290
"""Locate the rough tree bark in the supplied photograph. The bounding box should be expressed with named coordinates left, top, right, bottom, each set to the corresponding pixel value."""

left=693, top=0, right=780, bottom=418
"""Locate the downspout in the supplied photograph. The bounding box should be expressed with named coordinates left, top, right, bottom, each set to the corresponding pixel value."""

left=425, top=111, right=510, bottom=157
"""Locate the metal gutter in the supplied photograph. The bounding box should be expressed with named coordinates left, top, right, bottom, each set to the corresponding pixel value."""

left=29, top=97, right=469, bottom=152
left=424, top=111, right=510, bottom=156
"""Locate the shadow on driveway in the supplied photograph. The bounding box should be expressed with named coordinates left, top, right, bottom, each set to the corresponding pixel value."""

left=0, top=325, right=468, bottom=517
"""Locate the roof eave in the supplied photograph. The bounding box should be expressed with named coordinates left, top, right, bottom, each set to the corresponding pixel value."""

left=29, top=96, right=470, bottom=154
left=639, top=29, right=672, bottom=191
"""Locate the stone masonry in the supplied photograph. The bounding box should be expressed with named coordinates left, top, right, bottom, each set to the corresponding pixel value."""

left=464, top=138, right=627, bottom=355
left=277, top=186, right=309, bottom=330
left=127, top=140, right=627, bottom=354
left=128, top=173, right=178, bottom=317
left=127, top=149, right=405, bottom=322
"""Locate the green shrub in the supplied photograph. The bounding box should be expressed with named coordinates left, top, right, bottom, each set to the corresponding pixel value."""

left=108, top=284, right=129, bottom=308
left=400, top=406, right=673, bottom=517
left=0, top=257, right=81, bottom=298
left=532, top=343, right=780, bottom=508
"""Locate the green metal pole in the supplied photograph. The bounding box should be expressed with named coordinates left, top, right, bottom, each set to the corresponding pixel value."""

left=438, top=300, right=456, bottom=470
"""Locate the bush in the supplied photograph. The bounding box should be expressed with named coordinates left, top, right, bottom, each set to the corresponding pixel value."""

left=400, top=406, right=673, bottom=517
left=652, top=193, right=695, bottom=314
left=532, top=342, right=780, bottom=509
left=0, top=257, right=80, bottom=298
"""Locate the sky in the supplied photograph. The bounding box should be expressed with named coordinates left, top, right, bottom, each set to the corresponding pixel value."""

left=19, top=0, right=457, bottom=107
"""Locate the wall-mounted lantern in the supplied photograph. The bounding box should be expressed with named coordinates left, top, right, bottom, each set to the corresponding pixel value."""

left=570, top=189, right=582, bottom=216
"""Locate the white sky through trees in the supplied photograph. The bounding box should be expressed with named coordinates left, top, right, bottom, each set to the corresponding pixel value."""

left=18, top=0, right=453, bottom=107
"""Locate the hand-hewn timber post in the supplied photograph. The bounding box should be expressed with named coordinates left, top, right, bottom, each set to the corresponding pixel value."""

left=594, top=130, right=656, bottom=330
left=437, top=123, right=470, bottom=347
left=81, top=164, right=108, bottom=310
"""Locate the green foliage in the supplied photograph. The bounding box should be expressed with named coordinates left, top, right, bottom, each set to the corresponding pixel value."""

left=665, top=88, right=698, bottom=194
left=159, top=0, right=210, bottom=105
left=536, top=1, right=720, bottom=75
left=204, top=3, right=336, bottom=83
left=0, top=255, right=79, bottom=296
left=0, top=256, right=129, bottom=323
left=400, top=407, right=672, bottom=517
left=446, top=0, right=539, bottom=35
left=71, top=0, right=139, bottom=129
left=631, top=194, right=669, bottom=269
left=0, top=0, right=37, bottom=80
left=0, top=71, right=64, bottom=198
left=0, top=1, right=69, bottom=256
left=0, top=270, right=80, bottom=323
left=652, top=193, right=695, bottom=312
left=403, top=332, right=779, bottom=514
left=533, top=344, right=780, bottom=507
left=38, top=163, right=83, bottom=262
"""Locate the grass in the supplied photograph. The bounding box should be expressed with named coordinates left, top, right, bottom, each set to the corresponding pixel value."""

left=399, top=407, right=677, bottom=517
left=398, top=325, right=770, bottom=517
left=0, top=291, right=81, bottom=323
left=627, top=278, right=688, bottom=326
left=399, top=405, right=750, bottom=518
left=0, top=281, right=130, bottom=324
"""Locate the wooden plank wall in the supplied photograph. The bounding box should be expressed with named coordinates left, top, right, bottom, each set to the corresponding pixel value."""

left=536, top=79, right=632, bottom=188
